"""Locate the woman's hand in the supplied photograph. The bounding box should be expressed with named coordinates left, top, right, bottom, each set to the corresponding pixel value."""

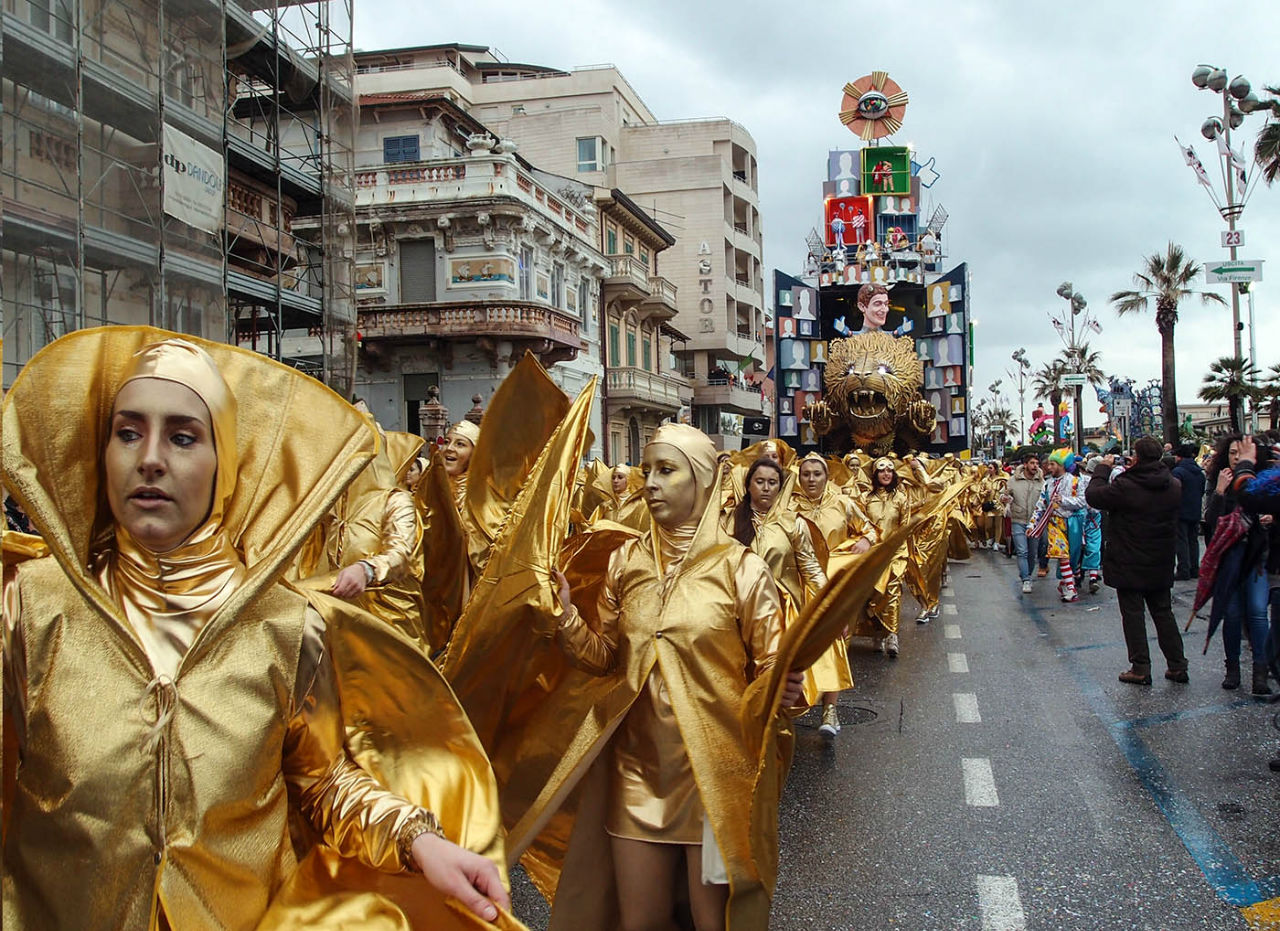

left=779, top=669, right=805, bottom=708
left=553, top=568, right=573, bottom=613
left=1216, top=467, right=1234, bottom=495
left=410, top=833, right=510, bottom=923
left=1238, top=436, right=1257, bottom=464
left=851, top=536, right=872, bottom=555
left=331, top=563, right=368, bottom=599
left=1260, top=513, right=1274, bottom=528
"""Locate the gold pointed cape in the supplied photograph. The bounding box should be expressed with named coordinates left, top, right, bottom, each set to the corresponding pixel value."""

left=2, top=326, right=518, bottom=930
left=441, top=376, right=598, bottom=751
left=417, top=449, right=471, bottom=655
left=465, top=353, right=571, bottom=555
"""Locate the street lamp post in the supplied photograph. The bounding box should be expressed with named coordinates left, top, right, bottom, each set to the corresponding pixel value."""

left=1050, top=282, right=1098, bottom=453
left=987, top=379, right=1003, bottom=458
left=1008, top=348, right=1031, bottom=447
left=1191, top=64, right=1265, bottom=409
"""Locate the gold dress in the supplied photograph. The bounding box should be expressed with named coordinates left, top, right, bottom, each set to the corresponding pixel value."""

left=792, top=486, right=874, bottom=698
left=901, top=461, right=948, bottom=615
left=851, top=486, right=909, bottom=638
left=2, top=329, right=517, bottom=931
left=557, top=526, right=782, bottom=845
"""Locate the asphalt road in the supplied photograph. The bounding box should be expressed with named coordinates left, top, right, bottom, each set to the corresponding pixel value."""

left=511, top=549, right=1280, bottom=929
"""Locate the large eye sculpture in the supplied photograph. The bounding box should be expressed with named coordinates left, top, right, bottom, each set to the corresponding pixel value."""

left=839, top=72, right=909, bottom=140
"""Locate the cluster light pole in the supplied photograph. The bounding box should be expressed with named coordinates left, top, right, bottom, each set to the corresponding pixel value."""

left=1190, top=64, right=1266, bottom=430
left=1008, top=348, right=1030, bottom=446
left=1050, top=282, right=1099, bottom=454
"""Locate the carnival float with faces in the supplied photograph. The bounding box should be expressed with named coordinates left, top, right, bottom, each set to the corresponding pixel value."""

left=776, top=70, right=973, bottom=458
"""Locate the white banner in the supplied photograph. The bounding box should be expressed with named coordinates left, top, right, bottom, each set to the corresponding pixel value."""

left=162, top=124, right=224, bottom=234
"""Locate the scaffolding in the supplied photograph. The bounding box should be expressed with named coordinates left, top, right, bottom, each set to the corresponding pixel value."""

left=2, top=0, right=357, bottom=394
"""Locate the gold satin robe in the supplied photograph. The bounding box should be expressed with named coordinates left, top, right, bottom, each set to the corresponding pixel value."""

left=555, top=535, right=783, bottom=845
left=792, top=489, right=874, bottom=699
left=902, top=467, right=949, bottom=614
left=849, top=488, right=909, bottom=638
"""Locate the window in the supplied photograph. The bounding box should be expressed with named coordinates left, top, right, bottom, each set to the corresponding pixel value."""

left=551, top=262, right=565, bottom=307
left=577, top=137, right=602, bottom=173
left=638, top=248, right=650, bottom=271
left=626, top=330, right=636, bottom=367
left=609, top=324, right=620, bottom=366
left=519, top=245, right=534, bottom=300
left=642, top=333, right=652, bottom=372
left=606, top=226, right=618, bottom=255
left=578, top=277, right=591, bottom=323
left=623, top=236, right=634, bottom=255
left=383, top=135, right=420, bottom=164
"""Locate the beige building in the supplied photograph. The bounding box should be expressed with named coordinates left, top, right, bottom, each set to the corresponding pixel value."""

left=2, top=0, right=358, bottom=393
left=353, top=44, right=767, bottom=448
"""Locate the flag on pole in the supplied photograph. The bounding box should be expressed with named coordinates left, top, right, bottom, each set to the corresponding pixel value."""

left=1177, top=137, right=1213, bottom=188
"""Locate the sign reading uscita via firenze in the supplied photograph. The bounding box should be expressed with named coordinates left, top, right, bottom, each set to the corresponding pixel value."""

left=162, top=124, right=225, bottom=234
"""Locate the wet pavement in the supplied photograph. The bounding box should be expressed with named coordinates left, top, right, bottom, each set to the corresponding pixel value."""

left=512, top=548, right=1280, bottom=929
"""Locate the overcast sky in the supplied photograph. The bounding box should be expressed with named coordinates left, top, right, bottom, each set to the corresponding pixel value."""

left=357, top=0, right=1280, bottom=430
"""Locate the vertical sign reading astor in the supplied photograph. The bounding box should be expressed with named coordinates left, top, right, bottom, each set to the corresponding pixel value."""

left=162, top=124, right=225, bottom=234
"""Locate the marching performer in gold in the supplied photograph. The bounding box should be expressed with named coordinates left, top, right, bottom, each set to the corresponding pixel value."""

left=1, top=330, right=513, bottom=929
left=790, top=453, right=875, bottom=735
left=541, top=424, right=805, bottom=930
left=901, top=455, right=949, bottom=625
left=850, top=457, right=910, bottom=657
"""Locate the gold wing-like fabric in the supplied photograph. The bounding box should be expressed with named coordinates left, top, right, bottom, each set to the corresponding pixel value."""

left=260, top=591, right=526, bottom=931
left=740, top=519, right=916, bottom=892
left=417, top=449, right=471, bottom=655
left=384, top=432, right=427, bottom=484
left=465, top=353, right=571, bottom=553
left=442, top=377, right=597, bottom=753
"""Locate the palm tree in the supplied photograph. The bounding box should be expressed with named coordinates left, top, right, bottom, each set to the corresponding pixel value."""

left=1259, top=362, right=1280, bottom=431
left=1199, top=356, right=1262, bottom=432
left=1110, top=242, right=1228, bottom=441
left=1032, top=359, right=1068, bottom=446
left=1253, top=84, right=1280, bottom=185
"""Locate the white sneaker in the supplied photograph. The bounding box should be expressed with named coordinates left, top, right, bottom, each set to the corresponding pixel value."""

left=916, top=610, right=931, bottom=624
left=884, top=633, right=900, bottom=657
left=818, top=704, right=841, bottom=737
left=1021, top=580, right=1033, bottom=594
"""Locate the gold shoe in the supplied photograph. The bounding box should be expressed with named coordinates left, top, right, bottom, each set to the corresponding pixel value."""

left=818, top=704, right=841, bottom=737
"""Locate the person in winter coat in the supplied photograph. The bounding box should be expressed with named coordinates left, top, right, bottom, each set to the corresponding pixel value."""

left=1171, top=443, right=1207, bottom=580
left=1205, top=434, right=1275, bottom=695
left=1085, top=436, right=1188, bottom=686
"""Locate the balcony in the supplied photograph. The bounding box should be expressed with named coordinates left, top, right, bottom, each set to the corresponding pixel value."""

left=354, top=152, right=595, bottom=245
left=607, top=366, right=691, bottom=413
left=603, top=254, right=651, bottom=303
left=639, top=275, right=678, bottom=320
left=692, top=376, right=764, bottom=415
left=357, top=300, right=584, bottom=359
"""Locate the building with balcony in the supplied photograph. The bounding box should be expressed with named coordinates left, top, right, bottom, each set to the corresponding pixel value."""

left=2, top=0, right=358, bottom=393
left=346, top=93, right=606, bottom=450
left=350, top=43, right=767, bottom=448
left=595, top=187, right=690, bottom=464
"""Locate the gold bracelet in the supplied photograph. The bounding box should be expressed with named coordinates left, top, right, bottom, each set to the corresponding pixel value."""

left=397, top=809, right=445, bottom=871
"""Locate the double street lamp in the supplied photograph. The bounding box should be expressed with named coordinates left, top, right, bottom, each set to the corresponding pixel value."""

left=1008, top=348, right=1030, bottom=446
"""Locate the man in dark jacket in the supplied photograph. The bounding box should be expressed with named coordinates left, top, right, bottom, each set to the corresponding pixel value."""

left=1086, top=436, right=1188, bottom=685
left=1171, top=443, right=1206, bottom=579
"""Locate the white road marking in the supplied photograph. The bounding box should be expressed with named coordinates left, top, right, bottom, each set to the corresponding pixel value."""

left=943, top=602, right=959, bottom=615
left=953, top=693, right=982, bottom=723
left=944, top=624, right=962, bottom=639
left=976, top=874, right=1026, bottom=930
left=948, top=652, right=969, bottom=673
left=962, top=758, right=999, bottom=807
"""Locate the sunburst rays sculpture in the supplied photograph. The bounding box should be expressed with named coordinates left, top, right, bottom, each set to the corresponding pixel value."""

left=839, top=71, right=909, bottom=140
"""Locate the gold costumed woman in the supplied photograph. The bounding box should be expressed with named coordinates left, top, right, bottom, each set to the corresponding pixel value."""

left=851, top=457, right=910, bottom=658
left=545, top=424, right=805, bottom=931
left=2, top=331, right=512, bottom=929
left=901, top=455, right=948, bottom=625
left=791, top=453, right=876, bottom=736
left=588, top=464, right=647, bottom=529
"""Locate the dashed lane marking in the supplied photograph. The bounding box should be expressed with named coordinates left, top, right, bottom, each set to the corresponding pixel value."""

left=944, top=624, right=962, bottom=639
left=943, top=603, right=959, bottom=616
left=948, top=652, right=969, bottom=673
left=953, top=693, right=982, bottom=723
left=976, top=875, right=1027, bottom=930
left=962, top=757, right=999, bottom=807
